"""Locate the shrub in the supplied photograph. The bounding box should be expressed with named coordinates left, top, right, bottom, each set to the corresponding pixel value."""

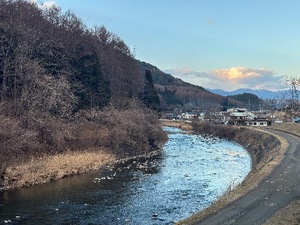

left=0, top=100, right=167, bottom=189
left=75, top=105, right=167, bottom=158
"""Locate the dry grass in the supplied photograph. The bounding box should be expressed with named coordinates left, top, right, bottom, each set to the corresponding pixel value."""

left=270, top=123, right=300, bottom=137
left=263, top=200, right=300, bottom=225
left=2, top=150, right=115, bottom=190
left=0, top=107, right=167, bottom=190
left=160, top=119, right=193, bottom=131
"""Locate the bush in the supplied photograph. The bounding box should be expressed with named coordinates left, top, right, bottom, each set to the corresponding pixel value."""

left=192, top=121, right=239, bottom=139
left=75, top=104, right=167, bottom=158
left=0, top=104, right=167, bottom=184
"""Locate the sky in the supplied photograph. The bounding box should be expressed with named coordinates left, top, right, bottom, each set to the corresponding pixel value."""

left=33, top=0, right=300, bottom=91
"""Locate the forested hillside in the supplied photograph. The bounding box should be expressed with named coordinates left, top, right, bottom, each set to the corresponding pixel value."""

left=0, top=1, right=150, bottom=114
left=0, top=0, right=166, bottom=187
left=228, top=93, right=262, bottom=111
left=138, top=61, right=243, bottom=111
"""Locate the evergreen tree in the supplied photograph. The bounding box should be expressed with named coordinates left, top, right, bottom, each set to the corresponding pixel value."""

left=142, top=70, right=160, bottom=111
left=71, top=50, right=110, bottom=110
left=221, top=97, right=229, bottom=111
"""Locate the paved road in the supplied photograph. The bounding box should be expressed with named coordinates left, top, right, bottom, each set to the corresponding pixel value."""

left=193, top=130, right=300, bottom=225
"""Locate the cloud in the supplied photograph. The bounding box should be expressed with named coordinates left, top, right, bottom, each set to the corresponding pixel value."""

left=213, top=67, right=273, bottom=80
left=164, top=66, right=283, bottom=91
left=41, top=1, right=57, bottom=9
left=28, top=0, right=57, bottom=9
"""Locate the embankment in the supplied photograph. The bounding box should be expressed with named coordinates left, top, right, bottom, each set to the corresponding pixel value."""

left=178, top=122, right=288, bottom=225
left=192, top=122, right=281, bottom=172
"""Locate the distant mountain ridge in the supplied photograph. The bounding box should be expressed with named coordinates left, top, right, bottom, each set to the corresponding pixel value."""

left=208, top=88, right=285, bottom=99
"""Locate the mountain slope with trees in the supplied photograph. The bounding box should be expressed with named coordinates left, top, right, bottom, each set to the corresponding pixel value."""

left=0, top=0, right=166, bottom=189
left=138, top=61, right=245, bottom=111
left=228, top=93, right=262, bottom=111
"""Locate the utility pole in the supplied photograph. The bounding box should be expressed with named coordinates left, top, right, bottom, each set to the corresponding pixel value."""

left=291, top=79, right=299, bottom=113
left=248, top=99, right=251, bottom=111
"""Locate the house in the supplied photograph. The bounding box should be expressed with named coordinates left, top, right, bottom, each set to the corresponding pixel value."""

left=229, top=108, right=256, bottom=120
left=182, top=112, right=199, bottom=120
left=164, top=113, right=175, bottom=120
left=221, top=108, right=271, bottom=126
left=247, top=120, right=271, bottom=127
left=224, top=108, right=256, bottom=125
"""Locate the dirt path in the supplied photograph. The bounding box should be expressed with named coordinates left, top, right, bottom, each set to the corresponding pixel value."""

left=191, top=130, right=300, bottom=225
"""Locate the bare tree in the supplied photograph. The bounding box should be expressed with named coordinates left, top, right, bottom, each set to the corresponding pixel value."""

left=281, top=76, right=300, bottom=117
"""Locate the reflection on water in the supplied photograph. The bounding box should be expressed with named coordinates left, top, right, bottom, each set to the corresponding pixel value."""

left=0, top=127, right=251, bottom=225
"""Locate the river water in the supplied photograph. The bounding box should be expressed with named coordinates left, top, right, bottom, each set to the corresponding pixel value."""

left=0, top=127, right=251, bottom=225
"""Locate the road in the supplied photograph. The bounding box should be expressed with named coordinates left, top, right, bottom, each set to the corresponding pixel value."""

left=192, top=130, right=300, bottom=225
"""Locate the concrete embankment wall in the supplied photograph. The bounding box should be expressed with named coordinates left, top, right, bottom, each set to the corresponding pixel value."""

left=231, top=127, right=280, bottom=171
left=192, top=123, right=281, bottom=172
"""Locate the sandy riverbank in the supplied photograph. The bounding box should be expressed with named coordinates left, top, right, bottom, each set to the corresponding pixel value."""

left=160, top=119, right=194, bottom=131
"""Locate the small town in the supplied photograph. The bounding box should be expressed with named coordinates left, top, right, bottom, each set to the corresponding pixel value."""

left=162, top=107, right=300, bottom=127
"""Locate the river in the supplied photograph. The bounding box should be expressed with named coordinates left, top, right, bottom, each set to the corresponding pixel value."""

left=0, top=127, right=251, bottom=225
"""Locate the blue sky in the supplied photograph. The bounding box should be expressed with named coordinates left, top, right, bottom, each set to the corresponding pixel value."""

left=35, top=0, right=300, bottom=91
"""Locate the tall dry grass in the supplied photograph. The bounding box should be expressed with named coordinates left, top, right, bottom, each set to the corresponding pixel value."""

left=2, top=150, right=115, bottom=190
left=0, top=104, right=167, bottom=190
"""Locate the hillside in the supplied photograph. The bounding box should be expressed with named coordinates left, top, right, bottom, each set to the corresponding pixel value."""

left=228, top=93, right=263, bottom=111
left=0, top=0, right=167, bottom=189
left=138, top=61, right=244, bottom=111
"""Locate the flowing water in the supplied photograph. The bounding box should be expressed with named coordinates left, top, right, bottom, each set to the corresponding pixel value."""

left=0, top=127, right=251, bottom=225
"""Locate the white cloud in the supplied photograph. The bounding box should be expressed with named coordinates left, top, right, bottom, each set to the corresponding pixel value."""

left=212, top=67, right=274, bottom=80
left=41, top=1, right=57, bottom=9
left=164, top=66, right=283, bottom=91
left=28, top=0, right=57, bottom=9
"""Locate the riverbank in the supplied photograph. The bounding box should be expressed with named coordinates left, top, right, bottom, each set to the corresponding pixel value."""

left=1, top=148, right=165, bottom=191
left=0, top=107, right=168, bottom=191
left=1, top=150, right=116, bottom=190
left=160, top=119, right=193, bottom=131
left=173, top=121, right=290, bottom=225
left=162, top=121, right=300, bottom=225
